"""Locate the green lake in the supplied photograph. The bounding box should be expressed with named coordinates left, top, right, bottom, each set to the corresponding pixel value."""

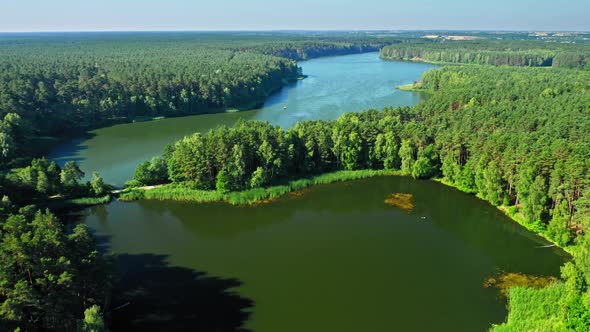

left=84, top=176, right=567, bottom=331
left=51, top=52, right=568, bottom=331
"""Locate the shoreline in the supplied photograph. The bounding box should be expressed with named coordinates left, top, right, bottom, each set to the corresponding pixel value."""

left=119, top=169, right=570, bottom=255
left=119, top=169, right=405, bottom=205
left=395, top=83, right=426, bottom=92
left=434, top=178, right=573, bottom=255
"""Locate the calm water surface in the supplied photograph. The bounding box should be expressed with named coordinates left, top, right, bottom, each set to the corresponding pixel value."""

left=49, top=53, right=435, bottom=185
left=85, top=177, right=567, bottom=332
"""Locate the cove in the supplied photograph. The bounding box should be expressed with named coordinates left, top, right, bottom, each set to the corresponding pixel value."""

left=84, top=176, right=568, bottom=332
left=49, top=52, right=436, bottom=185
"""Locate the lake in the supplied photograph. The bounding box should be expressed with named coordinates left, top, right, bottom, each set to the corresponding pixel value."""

left=84, top=176, right=567, bottom=332
left=49, top=52, right=435, bottom=185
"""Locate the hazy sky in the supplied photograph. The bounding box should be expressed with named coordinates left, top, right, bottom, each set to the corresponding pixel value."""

left=0, top=0, right=588, bottom=32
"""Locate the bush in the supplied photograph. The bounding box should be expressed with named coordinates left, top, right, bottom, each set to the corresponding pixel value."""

left=133, top=157, right=168, bottom=185
left=123, top=179, right=144, bottom=189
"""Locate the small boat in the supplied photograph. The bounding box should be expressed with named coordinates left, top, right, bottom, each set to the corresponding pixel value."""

left=283, top=106, right=288, bottom=110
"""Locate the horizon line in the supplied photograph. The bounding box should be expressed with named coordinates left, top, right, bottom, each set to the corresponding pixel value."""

left=1, top=28, right=589, bottom=34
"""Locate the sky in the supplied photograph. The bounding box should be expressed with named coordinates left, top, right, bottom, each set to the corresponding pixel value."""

left=0, top=0, right=588, bottom=32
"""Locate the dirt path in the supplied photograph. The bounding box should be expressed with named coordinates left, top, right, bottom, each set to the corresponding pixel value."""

left=111, top=184, right=164, bottom=195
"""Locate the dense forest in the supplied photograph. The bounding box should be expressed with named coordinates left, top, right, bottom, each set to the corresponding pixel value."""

left=0, top=33, right=402, bottom=144
left=0, top=40, right=296, bottom=137
left=380, top=40, right=590, bottom=68
left=0, top=157, right=112, bottom=331
left=133, top=64, right=590, bottom=330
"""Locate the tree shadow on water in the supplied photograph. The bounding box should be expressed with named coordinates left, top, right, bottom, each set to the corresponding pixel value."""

left=109, top=254, right=253, bottom=332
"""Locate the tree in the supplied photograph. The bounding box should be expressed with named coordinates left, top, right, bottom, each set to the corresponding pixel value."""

left=373, top=131, right=399, bottom=170
left=0, top=131, right=15, bottom=161
left=258, top=140, right=277, bottom=180
left=60, top=161, right=85, bottom=190
left=36, top=171, right=51, bottom=195
left=547, top=199, right=573, bottom=246
left=399, top=140, right=415, bottom=174
left=215, top=170, right=231, bottom=194
left=481, top=161, right=503, bottom=206
left=573, top=191, right=590, bottom=286
left=227, top=144, right=247, bottom=191
left=0, top=210, right=110, bottom=331
left=79, top=305, right=106, bottom=332
left=133, top=157, right=168, bottom=186
left=133, top=161, right=151, bottom=185
left=515, top=165, right=545, bottom=222
left=523, top=175, right=548, bottom=223
left=411, top=157, right=434, bottom=179
left=148, top=157, right=168, bottom=184
left=341, top=131, right=362, bottom=170
left=90, top=172, right=107, bottom=196
left=250, top=167, right=266, bottom=188
left=457, top=158, right=476, bottom=192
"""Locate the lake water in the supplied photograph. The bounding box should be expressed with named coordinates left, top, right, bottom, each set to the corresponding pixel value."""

left=51, top=52, right=567, bottom=331
left=84, top=176, right=567, bottom=332
left=49, top=52, right=435, bottom=185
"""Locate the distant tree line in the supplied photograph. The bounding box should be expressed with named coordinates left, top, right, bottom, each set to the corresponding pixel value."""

left=0, top=46, right=298, bottom=137
left=237, top=39, right=398, bottom=60
left=380, top=40, right=590, bottom=68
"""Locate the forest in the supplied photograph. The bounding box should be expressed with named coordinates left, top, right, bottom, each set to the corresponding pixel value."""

left=0, top=33, right=401, bottom=147
left=0, top=156, right=112, bottom=331
left=380, top=40, right=590, bottom=68
left=130, top=64, right=590, bottom=330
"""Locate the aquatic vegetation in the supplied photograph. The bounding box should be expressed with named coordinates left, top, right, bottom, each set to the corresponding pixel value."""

left=384, top=193, right=415, bottom=212
left=120, top=169, right=401, bottom=205
left=484, top=272, right=557, bottom=297
left=121, top=185, right=224, bottom=203
left=289, top=188, right=314, bottom=199
left=66, top=194, right=113, bottom=206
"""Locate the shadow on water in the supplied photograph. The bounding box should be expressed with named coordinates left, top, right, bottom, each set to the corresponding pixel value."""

left=261, top=79, right=304, bottom=109
left=108, top=254, right=253, bottom=332
left=47, top=131, right=97, bottom=166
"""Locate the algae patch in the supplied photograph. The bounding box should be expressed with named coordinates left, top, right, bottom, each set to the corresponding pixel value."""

left=484, top=272, right=557, bottom=297
left=384, top=193, right=415, bottom=212
left=289, top=188, right=313, bottom=199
